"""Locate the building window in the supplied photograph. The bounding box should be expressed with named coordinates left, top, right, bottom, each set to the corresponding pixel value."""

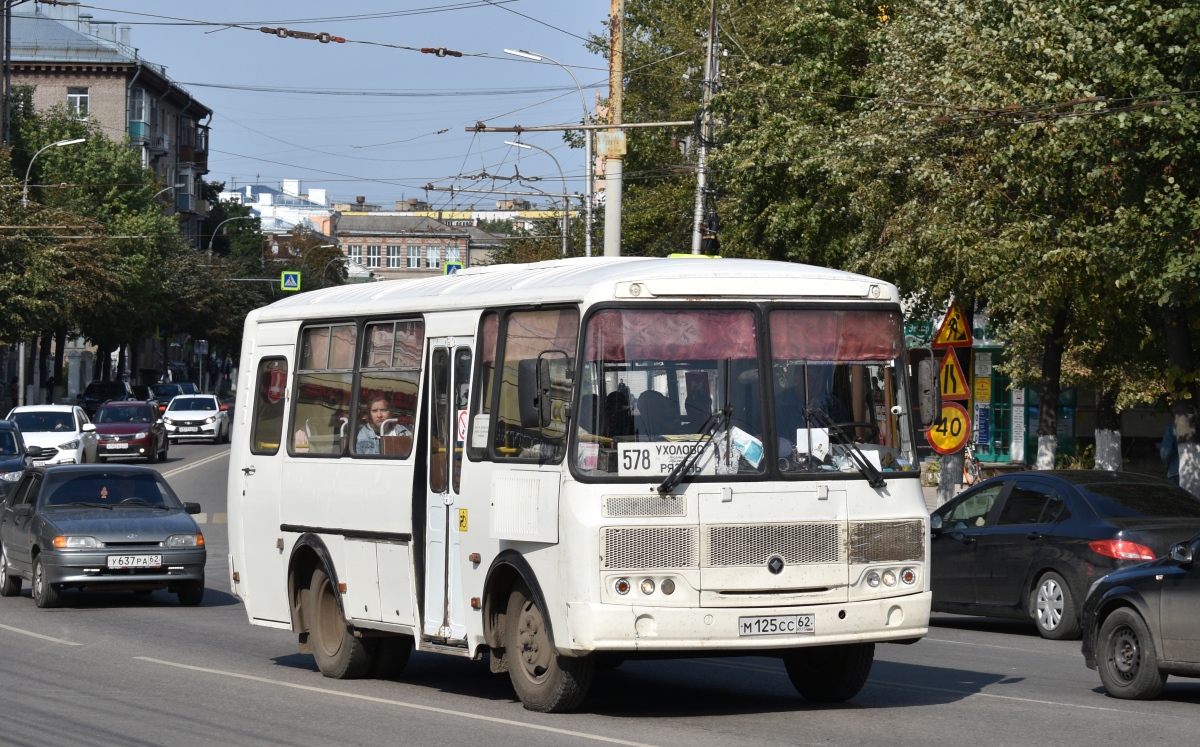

left=446, top=245, right=461, bottom=264
left=348, top=245, right=363, bottom=264
left=426, top=246, right=440, bottom=269
left=67, top=87, right=89, bottom=118
left=366, top=245, right=381, bottom=268
left=387, top=246, right=402, bottom=268
left=407, top=246, right=420, bottom=269
left=129, top=87, right=146, bottom=122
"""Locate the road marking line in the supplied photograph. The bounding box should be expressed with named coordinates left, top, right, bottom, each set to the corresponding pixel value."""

left=162, top=450, right=229, bottom=478
left=133, top=656, right=657, bottom=746
left=213, top=512, right=227, bottom=524
left=923, top=635, right=1076, bottom=657
left=0, top=622, right=82, bottom=646
left=689, top=659, right=1138, bottom=715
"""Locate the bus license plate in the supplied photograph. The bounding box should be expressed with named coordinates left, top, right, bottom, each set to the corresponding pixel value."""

left=738, top=614, right=815, bottom=637
left=107, top=555, right=162, bottom=569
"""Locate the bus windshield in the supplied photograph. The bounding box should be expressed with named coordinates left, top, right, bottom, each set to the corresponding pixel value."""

left=573, top=306, right=918, bottom=480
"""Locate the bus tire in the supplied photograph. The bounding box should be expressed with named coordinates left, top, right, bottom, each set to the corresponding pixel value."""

left=369, top=635, right=414, bottom=679
left=504, top=581, right=593, bottom=712
left=783, top=643, right=874, bottom=702
left=306, top=567, right=376, bottom=679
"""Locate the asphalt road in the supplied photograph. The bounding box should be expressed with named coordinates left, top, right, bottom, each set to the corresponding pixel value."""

left=1, top=443, right=1198, bottom=746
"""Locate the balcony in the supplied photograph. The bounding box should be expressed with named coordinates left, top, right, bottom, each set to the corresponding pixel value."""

left=128, top=120, right=149, bottom=142
left=176, top=193, right=195, bottom=213
left=150, top=133, right=169, bottom=154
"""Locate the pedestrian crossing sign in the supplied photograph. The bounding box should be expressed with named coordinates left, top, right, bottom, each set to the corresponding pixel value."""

left=444, top=262, right=463, bottom=275
left=281, top=271, right=301, bottom=292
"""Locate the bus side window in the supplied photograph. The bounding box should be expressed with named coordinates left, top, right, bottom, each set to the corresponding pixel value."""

left=491, top=308, right=579, bottom=462
left=353, top=320, right=423, bottom=458
left=290, top=324, right=356, bottom=456
left=250, top=358, right=288, bottom=455
left=467, top=312, right=498, bottom=461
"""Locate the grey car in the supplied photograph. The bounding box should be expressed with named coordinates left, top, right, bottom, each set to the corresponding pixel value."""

left=0, top=465, right=206, bottom=607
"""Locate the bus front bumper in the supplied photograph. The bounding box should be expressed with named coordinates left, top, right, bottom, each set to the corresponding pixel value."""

left=563, top=591, right=931, bottom=653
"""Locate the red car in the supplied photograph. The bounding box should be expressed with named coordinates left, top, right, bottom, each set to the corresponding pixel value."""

left=93, top=401, right=169, bottom=463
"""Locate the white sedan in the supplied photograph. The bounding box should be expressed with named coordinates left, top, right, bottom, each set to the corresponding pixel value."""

left=163, top=395, right=230, bottom=444
left=7, top=405, right=99, bottom=465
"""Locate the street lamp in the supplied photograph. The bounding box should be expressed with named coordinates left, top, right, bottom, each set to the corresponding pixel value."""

left=206, top=215, right=257, bottom=261
left=21, top=137, right=86, bottom=208
left=153, top=183, right=187, bottom=201
left=321, top=255, right=375, bottom=284
left=505, top=48, right=593, bottom=257
left=505, top=140, right=570, bottom=257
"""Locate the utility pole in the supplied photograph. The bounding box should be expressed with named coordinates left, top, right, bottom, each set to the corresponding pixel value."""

left=691, top=0, right=720, bottom=254
left=602, top=0, right=624, bottom=257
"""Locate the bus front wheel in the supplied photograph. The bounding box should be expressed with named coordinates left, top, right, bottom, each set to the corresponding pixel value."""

left=504, top=582, right=594, bottom=712
left=306, top=568, right=376, bottom=679
left=783, top=643, right=874, bottom=702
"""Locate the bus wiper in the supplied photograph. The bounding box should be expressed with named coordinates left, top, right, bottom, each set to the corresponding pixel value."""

left=657, top=405, right=732, bottom=495
left=804, top=407, right=887, bottom=489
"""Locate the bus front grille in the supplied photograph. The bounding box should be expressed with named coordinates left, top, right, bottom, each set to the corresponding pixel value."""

left=848, top=520, right=925, bottom=564
left=603, top=494, right=686, bottom=518
left=704, top=523, right=843, bottom=567
left=601, top=527, right=698, bottom=569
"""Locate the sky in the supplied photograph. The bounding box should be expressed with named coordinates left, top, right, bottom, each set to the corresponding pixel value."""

left=72, top=1, right=613, bottom=210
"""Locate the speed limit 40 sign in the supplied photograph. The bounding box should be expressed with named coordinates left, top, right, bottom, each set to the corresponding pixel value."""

left=927, top=401, right=971, bottom=455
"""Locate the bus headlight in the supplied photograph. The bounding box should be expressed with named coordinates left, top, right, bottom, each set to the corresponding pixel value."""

left=882, top=570, right=898, bottom=587
left=640, top=578, right=655, bottom=595
left=614, top=578, right=630, bottom=595
left=866, top=571, right=881, bottom=588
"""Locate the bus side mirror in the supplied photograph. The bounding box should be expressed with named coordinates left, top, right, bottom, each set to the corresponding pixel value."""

left=537, top=357, right=553, bottom=428
left=917, top=358, right=941, bottom=427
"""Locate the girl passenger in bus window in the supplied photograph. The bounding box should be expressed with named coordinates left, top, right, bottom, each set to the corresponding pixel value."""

left=356, top=396, right=412, bottom=454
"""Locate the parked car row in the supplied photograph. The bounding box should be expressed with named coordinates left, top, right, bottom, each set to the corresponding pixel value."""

left=930, top=469, right=1200, bottom=700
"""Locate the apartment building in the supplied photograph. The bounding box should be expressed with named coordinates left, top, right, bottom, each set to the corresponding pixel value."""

left=334, top=214, right=503, bottom=280
left=219, top=180, right=335, bottom=237
left=8, top=2, right=211, bottom=243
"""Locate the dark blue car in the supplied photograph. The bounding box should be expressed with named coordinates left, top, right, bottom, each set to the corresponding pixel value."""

left=931, top=470, right=1200, bottom=639
left=0, top=421, right=33, bottom=498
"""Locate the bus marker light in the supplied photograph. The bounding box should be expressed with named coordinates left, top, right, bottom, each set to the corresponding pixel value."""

left=468, top=553, right=481, bottom=564
left=660, top=578, right=675, bottom=595
left=640, top=579, right=655, bottom=595
left=471, top=597, right=481, bottom=610
left=614, top=578, right=630, bottom=595
left=901, top=568, right=917, bottom=585
left=337, top=582, right=347, bottom=593
left=882, top=571, right=897, bottom=587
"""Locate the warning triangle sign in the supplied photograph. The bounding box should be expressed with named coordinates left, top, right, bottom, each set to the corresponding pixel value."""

left=932, top=304, right=972, bottom=348
left=938, top=348, right=970, bottom=401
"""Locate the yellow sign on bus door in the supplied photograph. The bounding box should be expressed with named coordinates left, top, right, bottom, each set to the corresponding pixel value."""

left=458, top=509, right=468, bottom=532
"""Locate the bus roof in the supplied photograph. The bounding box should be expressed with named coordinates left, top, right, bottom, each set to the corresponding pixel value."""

left=253, top=257, right=898, bottom=323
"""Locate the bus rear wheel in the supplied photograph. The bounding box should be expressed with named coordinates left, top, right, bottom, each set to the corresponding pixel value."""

left=306, top=568, right=376, bottom=679
left=783, top=643, right=874, bottom=702
left=504, top=582, right=594, bottom=712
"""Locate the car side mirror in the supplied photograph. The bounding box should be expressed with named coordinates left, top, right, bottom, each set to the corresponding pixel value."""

left=157, top=418, right=164, bottom=425
left=917, top=356, right=941, bottom=427
left=1169, top=542, right=1193, bottom=566
left=930, top=514, right=943, bottom=532
left=183, top=502, right=201, bottom=515
left=13, top=504, right=31, bottom=517
left=24, top=445, right=42, bottom=457
left=82, top=423, right=96, bottom=433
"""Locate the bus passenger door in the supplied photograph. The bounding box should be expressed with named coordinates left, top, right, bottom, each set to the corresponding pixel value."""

left=423, top=338, right=473, bottom=640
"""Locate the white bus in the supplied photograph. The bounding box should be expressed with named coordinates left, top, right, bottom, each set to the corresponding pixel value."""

left=228, top=257, right=933, bottom=712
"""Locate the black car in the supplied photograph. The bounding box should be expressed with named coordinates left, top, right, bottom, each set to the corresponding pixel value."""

left=930, top=470, right=1200, bottom=639
left=78, top=380, right=133, bottom=417
left=0, top=422, right=35, bottom=498
left=0, top=465, right=206, bottom=607
left=1082, top=533, right=1200, bottom=699
left=150, top=384, right=185, bottom=415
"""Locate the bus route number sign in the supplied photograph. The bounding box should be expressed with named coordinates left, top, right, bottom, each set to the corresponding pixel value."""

left=927, top=402, right=971, bottom=455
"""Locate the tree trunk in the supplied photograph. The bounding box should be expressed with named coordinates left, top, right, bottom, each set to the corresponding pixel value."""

left=1164, top=304, right=1200, bottom=496
left=52, top=328, right=66, bottom=404
left=24, top=335, right=38, bottom=405
left=117, top=344, right=126, bottom=381
left=99, top=345, right=111, bottom=381
left=1094, top=388, right=1121, bottom=471
left=38, top=334, right=52, bottom=404
left=1035, top=308, right=1068, bottom=469
left=129, top=340, right=140, bottom=386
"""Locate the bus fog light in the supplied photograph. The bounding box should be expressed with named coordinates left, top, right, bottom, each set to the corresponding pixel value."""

left=866, top=571, right=881, bottom=588
left=660, top=578, right=675, bottom=595
left=614, top=578, right=630, bottom=595
left=640, top=579, right=655, bottom=595
left=882, top=570, right=897, bottom=587
left=901, top=568, right=917, bottom=585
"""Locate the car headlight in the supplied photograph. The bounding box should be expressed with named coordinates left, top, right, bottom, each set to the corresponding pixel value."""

left=163, top=417, right=174, bottom=425
left=54, top=535, right=98, bottom=548
left=134, top=431, right=149, bottom=439
left=59, top=439, right=80, bottom=450
left=203, top=416, right=215, bottom=425
left=0, top=470, right=23, bottom=482
left=167, top=533, right=205, bottom=547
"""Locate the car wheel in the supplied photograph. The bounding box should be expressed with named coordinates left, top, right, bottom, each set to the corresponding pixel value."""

left=505, top=581, right=594, bottom=712
left=32, top=556, right=61, bottom=608
left=306, top=567, right=376, bottom=679
left=783, top=643, right=875, bottom=702
left=0, top=544, right=22, bottom=597
left=1097, top=607, right=1166, bottom=699
left=161, top=438, right=169, bottom=460
left=176, top=577, right=205, bottom=607
left=1031, top=571, right=1081, bottom=640
left=147, top=443, right=160, bottom=463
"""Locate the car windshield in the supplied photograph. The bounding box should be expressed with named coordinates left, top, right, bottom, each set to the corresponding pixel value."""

left=84, top=383, right=126, bottom=398
left=168, top=397, right=217, bottom=412
left=1081, top=482, right=1200, bottom=519
left=96, top=406, right=154, bottom=424
left=0, top=431, right=18, bottom=455
left=11, top=411, right=74, bottom=433
left=41, top=470, right=179, bottom=508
